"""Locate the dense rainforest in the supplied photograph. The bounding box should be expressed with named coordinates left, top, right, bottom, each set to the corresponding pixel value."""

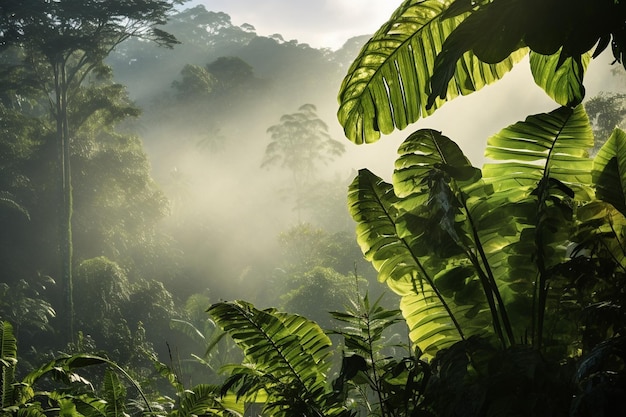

left=1, top=0, right=626, bottom=416
left=0, top=0, right=378, bottom=379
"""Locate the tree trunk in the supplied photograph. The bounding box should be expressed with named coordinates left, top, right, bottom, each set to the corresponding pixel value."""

left=54, top=57, right=74, bottom=345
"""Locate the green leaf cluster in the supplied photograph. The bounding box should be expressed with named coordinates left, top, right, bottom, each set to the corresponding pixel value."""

left=347, top=103, right=626, bottom=358
left=1, top=321, right=153, bottom=417
left=208, top=301, right=348, bottom=417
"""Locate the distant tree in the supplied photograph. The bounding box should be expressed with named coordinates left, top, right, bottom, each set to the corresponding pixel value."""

left=172, top=64, right=217, bottom=99
left=281, top=267, right=361, bottom=329
left=74, top=256, right=181, bottom=366
left=0, top=0, right=181, bottom=343
left=206, top=56, right=256, bottom=93
left=585, top=92, right=626, bottom=153
left=262, top=104, right=345, bottom=217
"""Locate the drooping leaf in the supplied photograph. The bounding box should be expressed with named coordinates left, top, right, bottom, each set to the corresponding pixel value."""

left=337, top=0, right=525, bottom=144
left=530, top=51, right=590, bottom=107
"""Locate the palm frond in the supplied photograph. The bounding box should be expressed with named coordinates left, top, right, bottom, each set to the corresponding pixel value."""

left=338, top=0, right=525, bottom=144
left=208, top=301, right=336, bottom=417
left=102, top=369, right=126, bottom=417
left=1, top=321, right=17, bottom=410
left=174, top=384, right=228, bottom=417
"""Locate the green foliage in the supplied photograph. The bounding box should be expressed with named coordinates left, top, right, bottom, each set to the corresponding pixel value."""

left=0, top=276, right=56, bottom=337
left=337, top=0, right=626, bottom=143
left=281, top=267, right=360, bottom=328
left=423, top=338, right=576, bottom=417
left=1, top=321, right=152, bottom=417
left=1, top=322, right=17, bottom=411
left=337, top=0, right=526, bottom=143
left=0, top=0, right=182, bottom=343
left=172, top=64, right=217, bottom=99
left=347, top=104, right=607, bottom=357
left=330, top=294, right=426, bottom=417
left=208, top=301, right=347, bottom=417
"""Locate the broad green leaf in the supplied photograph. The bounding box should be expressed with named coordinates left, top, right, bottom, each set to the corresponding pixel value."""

left=72, top=395, right=107, bottom=417
left=484, top=105, right=594, bottom=200
left=576, top=201, right=626, bottom=268
left=392, top=130, right=515, bottom=348
left=57, top=398, right=81, bottom=417
left=337, top=0, right=526, bottom=144
left=593, top=128, right=626, bottom=217
left=393, top=129, right=482, bottom=200
left=530, top=51, right=590, bottom=107
left=348, top=168, right=488, bottom=356
left=482, top=105, right=594, bottom=347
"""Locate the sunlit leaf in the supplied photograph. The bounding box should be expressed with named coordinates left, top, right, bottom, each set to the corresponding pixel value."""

left=593, top=128, right=626, bottom=217
left=337, top=0, right=525, bottom=144
left=530, top=51, right=589, bottom=107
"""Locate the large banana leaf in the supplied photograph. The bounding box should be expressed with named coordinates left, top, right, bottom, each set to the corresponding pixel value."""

left=348, top=165, right=496, bottom=356
left=349, top=106, right=596, bottom=353
left=573, top=127, right=626, bottom=268
left=480, top=105, right=594, bottom=348
left=208, top=301, right=336, bottom=417
left=483, top=105, right=593, bottom=198
left=337, top=0, right=526, bottom=144
left=392, top=129, right=516, bottom=347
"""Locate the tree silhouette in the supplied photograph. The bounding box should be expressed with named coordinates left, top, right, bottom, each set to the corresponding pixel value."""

left=263, top=104, right=344, bottom=181
left=262, top=104, right=345, bottom=220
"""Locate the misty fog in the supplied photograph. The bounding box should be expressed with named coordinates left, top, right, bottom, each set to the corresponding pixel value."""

left=105, top=4, right=626, bottom=307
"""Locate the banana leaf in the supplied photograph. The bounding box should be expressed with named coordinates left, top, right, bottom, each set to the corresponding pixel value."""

left=337, top=0, right=526, bottom=144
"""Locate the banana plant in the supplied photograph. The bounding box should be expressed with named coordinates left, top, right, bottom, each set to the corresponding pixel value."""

left=347, top=104, right=626, bottom=358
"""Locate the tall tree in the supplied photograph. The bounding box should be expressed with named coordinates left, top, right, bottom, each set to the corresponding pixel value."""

left=0, top=0, right=182, bottom=343
left=262, top=104, right=345, bottom=219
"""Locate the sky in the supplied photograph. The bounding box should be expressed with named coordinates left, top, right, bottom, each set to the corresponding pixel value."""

left=188, top=0, right=399, bottom=50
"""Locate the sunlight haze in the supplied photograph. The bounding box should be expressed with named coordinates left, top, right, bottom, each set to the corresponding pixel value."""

left=190, top=0, right=398, bottom=49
